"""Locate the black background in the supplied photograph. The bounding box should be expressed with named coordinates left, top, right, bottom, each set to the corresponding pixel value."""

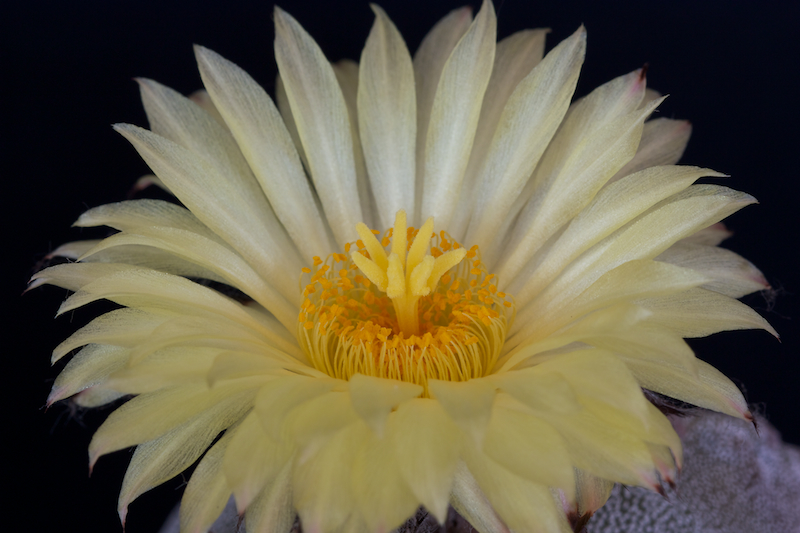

left=6, top=1, right=799, bottom=532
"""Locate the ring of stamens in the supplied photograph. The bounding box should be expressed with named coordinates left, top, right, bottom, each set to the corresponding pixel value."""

left=297, top=210, right=514, bottom=395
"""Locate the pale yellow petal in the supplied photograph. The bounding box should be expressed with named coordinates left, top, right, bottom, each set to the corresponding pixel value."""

left=358, top=5, right=416, bottom=228
left=656, top=241, right=769, bottom=298
left=46, top=239, right=101, bottom=260
left=450, top=461, right=510, bottom=533
left=254, top=375, right=339, bottom=440
left=466, top=27, right=586, bottom=249
left=351, top=428, right=420, bottom=532
left=223, top=411, right=292, bottom=512
left=500, top=96, right=663, bottom=280
left=187, top=88, right=226, bottom=126
left=117, top=391, right=251, bottom=523
left=573, top=469, right=615, bottom=518
left=52, top=308, right=172, bottom=363
left=483, top=405, right=574, bottom=493
left=285, top=390, right=358, bottom=456
left=194, top=45, right=337, bottom=260
left=274, top=7, right=362, bottom=245
left=637, top=287, right=776, bottom=338
left=610, top=118, right=692, bottom=183
left=80, top=228, right=292, bottom=323
left=499, top=304, right=651, bottom=371
left=462, top=439, right=572, bottom=533
left=388, top=399, right=460, bottom=523
left=114, top=124, right=303, bottom=306
left=89, top=383, right=257, bottom=468
left=243, top=461, right=295, bottom=533
left=428, top=378, right=495, bottom=446
left=179, top=424, right=237, bottom=533
left=413, top=6, right=473, bottom=204
left=292, top=422, right=366, bottom=533
left=332, top=60, right=375, bottom=229
left=454, top=28, right=548, bottom=238
left=348, top=374, right=422, bottom=435
left=509, top=166, right=724, bottom=307
left=621, top=355, right=750, bottom=419
left=419, top=0, right=496, bottom=229
left=49, top=344, right=130, bottom=404
left=518, top=185, right=756, bottom=327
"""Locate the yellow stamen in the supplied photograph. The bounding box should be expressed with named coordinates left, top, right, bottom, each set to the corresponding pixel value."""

left=296, top=210, right=515, bottom=394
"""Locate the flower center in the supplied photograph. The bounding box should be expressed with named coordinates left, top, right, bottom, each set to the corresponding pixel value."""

left=297, top=210, right=514, bottom=393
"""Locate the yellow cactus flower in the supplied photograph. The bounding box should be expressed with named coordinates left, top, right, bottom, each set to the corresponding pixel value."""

left=33, top=1, right=776, bottom=532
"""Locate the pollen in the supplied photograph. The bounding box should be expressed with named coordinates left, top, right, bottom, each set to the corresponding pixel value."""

left=296, top=210, right=514, bottom=394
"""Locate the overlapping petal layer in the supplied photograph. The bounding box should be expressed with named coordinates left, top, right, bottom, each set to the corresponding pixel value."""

left=36, top=2, right=774, bottom=532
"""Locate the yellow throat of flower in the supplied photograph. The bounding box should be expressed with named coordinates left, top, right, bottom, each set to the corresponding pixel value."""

left=297, top=210, right=514, bottom=393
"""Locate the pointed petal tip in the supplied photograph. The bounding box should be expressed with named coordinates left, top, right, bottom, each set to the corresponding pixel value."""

left=118, top=505, right=128, bottom=529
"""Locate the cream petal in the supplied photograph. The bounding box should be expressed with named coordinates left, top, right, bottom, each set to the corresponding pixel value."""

left=223, top=411, right=292, bottom=512
left=73, top=387, right=126, bottom=408
left=656, top=241, right=769, bottom=297
left=333, top=60, right=375, bottom=229
left=207, top=353, right=317, bottom=388
left=187, top=89, right=226, bottom=127
left=274, top=7, right=363, bottom=246
left=609, top=118, right=692, bottom=182
left=137, top=77, right=248, bottom=176
left=48, top=344, right=129, bottom=404
left=80, top=227, right=293, bottom=324
left=254, top=375, right=338, bottom=440
left=30, top=262, right=132, bottom=292
left=584, top=323, right=699, bottom=375
left=138, top=78, right=304, bottom=271
left=465, top=27, right=586, bottom=250
left=498, top=68, right=648, bottom=274
left=509, top=166, right=724, bottom=308
left=76, top=199, right=219, bottom=238
left=52, top=308, right=172, bottom=363
left=285, top=391, right=358, bottom=455
left=499, top=304, right=652, bottom=372
left=242, top=461, right=295, bottom=533
left=89, top=382, right=257, bottom=468
left=413, top=6, right=473, bottom=206
left=573, top=469, right=615, bottom=518
left=351, top=429, right=420, bottom=532
left=114, top=124, right=303, bottom=305
left=462, top=439, right=572, bottom=533
left=77, top=244, right=230, bottom=285
left=637, top=287, right=776, bottom=338
left=482, top=405, right=574, bottom=492
left=500, top=96, right=663, bottom=281
left=358, top=5, right=417, bottom=229
left=49, top=264, right=294, bottom=339
left=450, top=461, right=510, bottom=533
left=347, top=374, right=422, bottom=436
left=514, top=259, right=710, bottom=340
left=107, top=346, right=221, bottom=394
left=194, top=46, right=336, bottom=261
left=179, top=425, right=236, bottom=533
left=292, top=422, right=366, bottom=533
left=388, top=399, right=460, bottom=523
left=450, top=28, right=549, bottom=239
left=534, top=407, right=659, bottom=490
left=274, top=75, right=306, bottom=170
left=519, top=185, right=756, bottom=325
left=46, top=239, right=101, bottom=260
left=681, top=221, right=732, bottom=245
left=419, top=0, right=496, bottom=229
left=117, top=390, right=251, bottom=523
left=621, top=355, right=750, bottom=419
left=428, top=377, right=496, bottom=447
left=535, top=350, right=652, bottom=424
